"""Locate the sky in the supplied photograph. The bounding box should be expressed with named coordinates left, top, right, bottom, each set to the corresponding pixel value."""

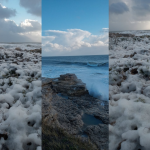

left=42, top=0, right=109, bottom=56
left=0, top=0, right=41, bottom=42
left=110, top=0, right=150, bottom=31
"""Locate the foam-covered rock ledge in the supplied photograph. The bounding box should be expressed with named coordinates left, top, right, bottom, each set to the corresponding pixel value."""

left=52, top=74, right=89, bottom=96
left=0, top=48, right=41, bottom=150
left=109, top=31, right=150, bottom=150
left=42, top=73, right=109, bottom=150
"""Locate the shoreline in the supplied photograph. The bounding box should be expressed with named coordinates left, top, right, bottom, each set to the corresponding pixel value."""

left=42, top=55, right=109, bottom=101
left=42, top=74, right=109, bottom=150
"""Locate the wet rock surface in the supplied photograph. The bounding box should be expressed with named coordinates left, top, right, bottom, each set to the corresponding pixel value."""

left=42, top=73, right=108, bottom=150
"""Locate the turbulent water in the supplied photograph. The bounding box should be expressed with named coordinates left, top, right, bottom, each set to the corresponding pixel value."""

left=0, top=42, right=41, bottom=50
left=42, top=55, right=109, bottom=100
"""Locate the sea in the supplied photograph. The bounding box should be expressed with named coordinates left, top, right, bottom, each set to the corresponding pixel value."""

left=42, top=55, right=109, bottom=100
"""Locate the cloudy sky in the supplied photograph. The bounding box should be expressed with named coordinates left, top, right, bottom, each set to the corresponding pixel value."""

left=110, top=0, right=150, bottom=31
left=42, top=0, right=109, bottom=56
left=0, top=0, right=41, bottom=42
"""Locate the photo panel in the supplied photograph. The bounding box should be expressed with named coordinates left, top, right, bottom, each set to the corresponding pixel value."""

left=109, top=0, right=150, bottom=150
left=0, top=0, right=41, bottom=150
left=42, top=0, right=109, bottom=150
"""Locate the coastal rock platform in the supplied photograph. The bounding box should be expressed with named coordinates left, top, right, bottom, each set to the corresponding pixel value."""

left=42, top=73, right=109, bottom=150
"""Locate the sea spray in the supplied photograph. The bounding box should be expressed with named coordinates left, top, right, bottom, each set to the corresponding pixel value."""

left=42, top=55, right=109, bottom=101
left=81, top=77, right=109, bottom=100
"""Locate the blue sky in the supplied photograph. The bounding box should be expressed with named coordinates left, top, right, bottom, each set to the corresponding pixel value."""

left=42, top=0, right=108, bottom=35
left=2, top=0, right=41, bottom=25
left=42, top=0, right=109, bottom=56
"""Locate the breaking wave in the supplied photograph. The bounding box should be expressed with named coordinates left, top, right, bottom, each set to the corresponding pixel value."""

left=51, top=61, right=108, bottom=67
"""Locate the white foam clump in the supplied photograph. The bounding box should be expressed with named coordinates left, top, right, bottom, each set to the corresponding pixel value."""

left=0, top=46, right=41, bottom=150
left=109, top=31, right=150, bottom=150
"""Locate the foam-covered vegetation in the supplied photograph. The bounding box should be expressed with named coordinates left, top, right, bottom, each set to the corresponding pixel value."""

left=0, top=47, right=41, bottom=150
left=109, top=31, right=150, bottom=150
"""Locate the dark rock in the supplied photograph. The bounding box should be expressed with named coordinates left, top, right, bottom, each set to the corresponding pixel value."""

left=85, top=124, right=108, bottom=150
left=130, top=52, right=137, bottom=57
left=1, top=145, right=9, bottom=150
left=27, top=45, right=32, bottom=47
left=42, top=74, right=108, bottom=150
left=94, top=111, right=109, bottom=124
left=131, top=68, right=138, bottom=74
left=109, top=33, right=134, bottom=38
left=15, top=47, right=22, bottom=51
left=52, top=73, right=88, bottom=96
left=117, top=140, right=126, bottom=150
left=123, top=68, right=129, bottom=72
left=123, top=55, right=129, bottom=58
left=0, top=133, right=8, bottom=140
left=30, top=48, right=41, bottom=53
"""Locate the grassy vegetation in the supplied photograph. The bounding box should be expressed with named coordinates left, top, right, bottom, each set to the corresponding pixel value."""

left=42, top=122, right=97, bottom=150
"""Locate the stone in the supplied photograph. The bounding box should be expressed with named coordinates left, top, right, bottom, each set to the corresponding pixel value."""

left=131, top=68, right=138, bottom=74
left=15, top=47, right=22, bottom=51
left=42, top=74, right=108, bottom=149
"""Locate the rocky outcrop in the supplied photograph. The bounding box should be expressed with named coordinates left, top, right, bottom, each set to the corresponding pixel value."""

left=85, top=124, right=108, bottom=150
left=52, top=74, right=89, bottom=96
left=42, top=74, right=108, bottom=150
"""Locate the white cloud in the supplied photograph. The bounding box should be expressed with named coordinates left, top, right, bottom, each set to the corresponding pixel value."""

left=20, top=19, right=41, bottom=32
left=102, top=28, right=109, bottom=31
left=0, top=19, right=41, bottom=42
left=42, top=29, right=108, bottom=56
left=0, top=2, right=41, bottom=42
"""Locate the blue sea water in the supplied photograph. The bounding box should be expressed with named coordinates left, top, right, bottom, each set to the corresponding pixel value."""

left=42, top=55, right=108, bottom=100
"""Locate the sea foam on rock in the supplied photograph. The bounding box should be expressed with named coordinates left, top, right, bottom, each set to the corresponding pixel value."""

left=0, top=47, right=41, bottom=150
left=109, top=31, right=150, bottom=150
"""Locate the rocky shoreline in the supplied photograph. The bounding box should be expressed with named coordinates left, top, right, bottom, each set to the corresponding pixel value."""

left=42, top=74, right=109, bottom=150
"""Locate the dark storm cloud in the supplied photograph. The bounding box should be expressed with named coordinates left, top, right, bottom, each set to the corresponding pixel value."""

left=109, top=1, right=129, bottom=14
left=132, top=0, right=150, bottom=16
left=110, top=0, right=150, bottom=31
left=19, top=0, right=41, bottom=17
left=0, top=3, right=16, bottom=18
